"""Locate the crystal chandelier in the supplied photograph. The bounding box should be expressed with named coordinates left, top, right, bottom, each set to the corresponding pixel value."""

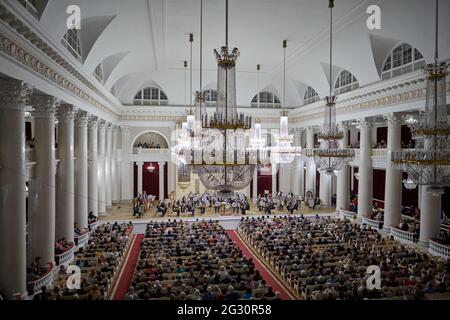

left=146, top=164, right=155, bottom=173
left=305, top=0, right=354, bottom=176
left=270, top=40, right=298, bottom=165
left=171, top=0, right=256, bottom=198
left=391, top=0, right=450, bottom=193
left=403, top=177, right=417, bottom=190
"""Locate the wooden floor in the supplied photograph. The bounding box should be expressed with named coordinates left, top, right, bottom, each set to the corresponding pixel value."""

left=100, top=201, right=336, bottom=222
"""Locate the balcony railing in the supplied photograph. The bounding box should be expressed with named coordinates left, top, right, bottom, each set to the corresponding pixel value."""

left=428, top=240, right=450, bottom=260
left=54, top=244, right=75, bottom=267
left=27, top=263, right=54, bottom=295
left=74, top=231, right=89, bottom=249
left=372, top=149, right=387, bottom=158
left=362, top=217, right=383, bottom=229
left=390, top=226, right=416, bottom=245
left=88, top=220, right=100, bottom=231
left=339, top=209, right=357, bottom=220
left=133, top=148, right=170, bottom=155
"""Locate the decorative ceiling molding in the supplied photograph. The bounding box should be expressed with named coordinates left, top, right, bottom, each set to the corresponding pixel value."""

left=0, top=30, right=116, bottom=118
left=0, top=3, right=119, bottom=116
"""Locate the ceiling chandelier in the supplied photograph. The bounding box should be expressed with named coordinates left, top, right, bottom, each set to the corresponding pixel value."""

left=147, top=163, right=155, bottom=173
left=305, top=0, right=354, bottom=176
left=391, top=0, right=450, bottom=194
left=270, top=40, right=298, bottom=165
left=171, top=0, right=257, bottom=198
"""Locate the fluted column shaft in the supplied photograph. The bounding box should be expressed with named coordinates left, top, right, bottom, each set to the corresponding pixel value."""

left=112, top=127, right=119, bottom=203
left=74, top=112, right=89, bottom=229
left=306, top=127, right=316, bottom=194
left=383, top=114, right=402, bottom=231
left=97, top=121, right=106, bottom=214
left=88, top=117, right=98, bottom=217
left=159, top=161, right=165, bottom=200
left=252, top=168, right=258, bottom=198
left=105, top=124, right=112, bottom=208
left=291, top=130, right=302, bottom=197
left=137, top=162, right=143, bottom=195
left=336, top=124, right=350, bottom=210
left=29, top=94, right=58, bottom=266
left=357, top=120, right=373, bottom=218
left=419, top=187, right=442, bottom=246
left=419, top=138, right=442, bottom=246
left=55, top=105, right=75, bottom=243
left=0, top=80, right=32, bottom=298
left=271, top=164, right=278, bottom=194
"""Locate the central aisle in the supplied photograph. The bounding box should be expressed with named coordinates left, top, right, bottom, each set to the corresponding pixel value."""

left=112, top=234, right=144, bottom=300
left=226, top=230, right=295, bottom=300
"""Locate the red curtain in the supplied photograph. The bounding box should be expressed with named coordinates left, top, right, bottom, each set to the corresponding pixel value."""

left=316, top=170, right=320, bottom=195
left=133, top=163, right=137, bottom=198
left=373, top=169, right=386, bottom=207
left=352, top=168, right=359, bottom=194
left=25, top=122, right=32, bottom=140
left=257, top=166, right=272, bottom=196
left=377, top=127, right=388, bottom=144
left=143, top=162, right=159, bottom=199
left=401, top=125, right=413, bottom=147
left=402, top=172, right=418, bottom=207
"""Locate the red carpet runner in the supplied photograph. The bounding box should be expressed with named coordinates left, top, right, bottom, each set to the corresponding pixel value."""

left=112, top=234, right=144, bottom=300
left=226, top=230, right=294, bottom=300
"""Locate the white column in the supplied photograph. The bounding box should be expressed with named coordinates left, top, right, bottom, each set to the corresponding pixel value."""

left=419, top=188, right=442, bottom=247
left=252, top=168, right=258, bottom=198
left=319, top=173, right=331, bottom=207
left=87, top=117, right=98, bottom=217
left=136, top=162, right=143, bottom=195
left=306, top=126, right=316, bottom=194
left=97, top=120, right=106, bottom=215
left=74, top=111, right=89, bottom=230
left=29, top=94, right=58, bottom=267
left=159, top=161, right=165, bottom=200
left=383, top=114, right=402, bottom=232
left=120, top=126, right=132, bottom=201
left=111, top=126, right=120, bottom=203
left=271, top=163, right=278, bottom=194
left=0, top=80, right=32, bottom=298
left=105, top=123, right=112, bottom=208
left=357, top=119, right=373, bottom=219
left=55, top=104, right=76, bottom=243
left=291, top=129, right=302, bottom=197
left=168, top=161, right=175, bottom=196
left=336, top=123, right=350, bottom=211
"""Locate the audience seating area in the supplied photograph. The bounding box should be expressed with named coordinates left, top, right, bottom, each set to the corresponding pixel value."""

left=127, top=221, right=280, bottom=300
left=238, top=216, right=450, bottom=300
left=33, top=222, right=133, bottom=300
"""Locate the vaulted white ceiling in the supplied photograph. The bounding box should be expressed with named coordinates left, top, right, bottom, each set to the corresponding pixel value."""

left=37, top=0, right=450, bottom=108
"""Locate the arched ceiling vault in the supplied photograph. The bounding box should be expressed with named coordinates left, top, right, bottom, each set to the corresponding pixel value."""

left=35, top=0, right=450, bottom=108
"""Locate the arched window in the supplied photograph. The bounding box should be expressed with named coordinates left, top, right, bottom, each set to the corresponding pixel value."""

left=304, top=86, right=320, bottom=105
left=251, top=91, right=281, bottom=108
left=93, top=63, right=104, bottom=83
left=382, top=43, right=425, bottom=80
left=134, top=87, right=168, bottom=106
left=62, top=29, right=82, bottom=62
left=334, top=70, right=359, bottom=95
left=204, top=90, right=217, bottom=104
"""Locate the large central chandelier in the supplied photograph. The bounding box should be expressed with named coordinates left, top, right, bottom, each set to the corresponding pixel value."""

left=305, top=0, right=354, bottom=176
left=391, top=0, right=450, bottom=194
left=172, top=0, right=256, bottom=197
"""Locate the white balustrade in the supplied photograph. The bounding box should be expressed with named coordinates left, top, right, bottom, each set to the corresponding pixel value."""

left=27, top=263, right=54, bottom=295
left=89, top=220, right=100, bottom=231
left=390, top=226, right=416, bottom=245
left=428, top=240, right=450, bottom=260
left=372, top=149, right=387, bottom=158
left=339, top=209, right=357, bottom=220
left=361, top=217, right=383, bottom=229
left=55, top=244, right=75, bottom=267
left=75, top=231, right=89, bottom=249
left=133, top=148, right=169, bottom=155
